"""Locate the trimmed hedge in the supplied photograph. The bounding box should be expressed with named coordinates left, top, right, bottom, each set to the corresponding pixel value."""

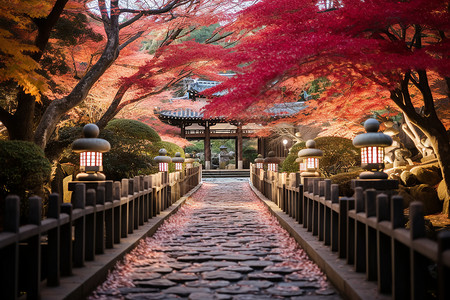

left=106, top=119, right=161, bottom=143
left=0, top=141, right=52, bottom=222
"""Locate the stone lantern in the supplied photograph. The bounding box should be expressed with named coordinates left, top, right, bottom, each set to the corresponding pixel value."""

left=154, top=148, right=171, bottom=172
left=72, top=123, right=110, bottom=181
left=185, top=153, right=195, bottom=169
left=296, top=139, right=323, bottom=177
left=254, top=154, right=264, bottom=169
left=353, top=118, right=393, bottom=179
left=264, top=151, right=280, bottom=172
left=172, top=152, right=185, bottom=171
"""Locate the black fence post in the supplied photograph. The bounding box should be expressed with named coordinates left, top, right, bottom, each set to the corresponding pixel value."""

left=104, top=181, right=114, bottom=249
left=26, top=196, right=42, bottom=300
left=47, top=193, right=61, bottom=286
left=324, top=179, right=332, bottom=246
left=1, top=195, right=20, bottom=300
left=60, top=203, right=73, bottom=276
left=96, top=186, right=105, bottom=254
left=409, top=202, right=426, bottom=299
left=112, top=181, right=121, bottom=244
left=438, top=231, right=450, bottom=300
left=85, top=189, right=96, bottom=261
left=376, top=193, right=391, bottom=293
left=73, top=183, right=86, bottom=267
left=330, top=184, right=339, bottom=252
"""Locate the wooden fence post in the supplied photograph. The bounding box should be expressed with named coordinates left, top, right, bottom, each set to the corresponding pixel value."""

left=60, top=203, right=73, bottom=276
left=47, top=193, right=61, bottom=286
left=85, top=189, right=96, bottom=261
left=330, top=184, right=339, bottom=252
left=1, top=195, right=20, bottom=300
left=376, top=193, right=391, bottom=293
left=438, top=231, right=450, bottom=300
left=409, top=202, right=426, bottom=300
left=73, top=183, right=86, bottom=267
left=96, top=186, right=106, bottom=254
left=27, top=196, right=42, bottom=300
left=324, top=179, right=332, bottom=246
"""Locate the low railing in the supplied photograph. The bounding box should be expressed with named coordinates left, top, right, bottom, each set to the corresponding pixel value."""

left=250, top=164, right=450, bottom=300
left=0, top=166, right=201, bottom=300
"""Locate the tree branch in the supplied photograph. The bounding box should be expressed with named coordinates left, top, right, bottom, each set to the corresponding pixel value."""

left=119, top=31, right=144, bottom=51
left=119, top=12, right=143, bottom=29
left=120, top=0, right=187, bottom=15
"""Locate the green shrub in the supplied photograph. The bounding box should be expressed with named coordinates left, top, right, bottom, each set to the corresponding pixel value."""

left=281, top=137, right=360, bottom=176
left=100, top=130, right=156, bottom=181
left=281, top=142, right=306, bottom=173
left=106, top=119, right=161, bottom=143
left=330, top=170, right=362, bottom=196
left=0, top=141, right=52, bottom=223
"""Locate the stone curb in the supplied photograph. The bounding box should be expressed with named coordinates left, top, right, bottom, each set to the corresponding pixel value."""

left=40, top=183, right=203, bottom=300
left=249, top=181, right=391, bottom=300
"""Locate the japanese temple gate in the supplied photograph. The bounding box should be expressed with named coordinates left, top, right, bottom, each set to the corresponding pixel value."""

left=155, top=108, right=266, bottom=169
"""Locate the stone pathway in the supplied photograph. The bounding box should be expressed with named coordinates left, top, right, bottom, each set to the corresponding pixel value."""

left=90, top=179, right=341, bottom=300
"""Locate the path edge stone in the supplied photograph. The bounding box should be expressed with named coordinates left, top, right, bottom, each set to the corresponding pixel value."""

left=40, top=183, right=203, bottom=300
left=249, top=181, right=390, bottom=300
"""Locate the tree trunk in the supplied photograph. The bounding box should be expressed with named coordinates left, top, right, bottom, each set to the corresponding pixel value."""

left=96, top=83, right=131, bottom=130
left=8, top=91, right=36, bottom=141
left=404, top=106, right=450, bottom=216
left=34, top=21, right=120, bottom=149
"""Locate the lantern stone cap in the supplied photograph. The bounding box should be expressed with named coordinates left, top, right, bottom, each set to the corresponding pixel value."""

left=264, top=151, right=280, bottom=164
left=72, top=123, right=111, bottom=153
left=184, top=153, right=195, bottom=164
left=172, top=152, right=185, bottom=163
left=298, top=139, right=323, bottom=158
left=353, top=118, right=393, bottom=148
left=219, top=145, right=228, bottom=150
left=154, top=148, right=171, bottom=163
left=254, top=154, right=264, bottom=163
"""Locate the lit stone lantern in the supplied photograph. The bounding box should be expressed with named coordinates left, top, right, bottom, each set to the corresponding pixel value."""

left=296, top=140, right=323, bottom=177
left=264, top=151, right=280, bottom=172
left=154, top=148, right=171, bottom=172
left=72, top=123, right=111, bottom=181
left=172, top=152, right=185, bottom=171
left=353, top=118, right=393, bottom=179
left=255, top=154, right=264, bottom=169
left=184, top=153, right=195, bottom=169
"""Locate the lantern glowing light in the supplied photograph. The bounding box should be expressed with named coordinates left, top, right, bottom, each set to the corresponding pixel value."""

left=353, top=118, right=393, bottom=179
left=172, top=152, right=185, bottom=171
left=264, top=151, right=280, bottom=172
left=296, top=140, right=323, bottom=177
left=72, top=124, right=110, bottom=181
left=254, top=154, right=264, bottom=169
left=154, top=148, right=171, bottom=172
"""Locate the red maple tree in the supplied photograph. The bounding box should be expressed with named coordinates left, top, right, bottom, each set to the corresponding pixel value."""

left=203, top=0, right=450, bottom=200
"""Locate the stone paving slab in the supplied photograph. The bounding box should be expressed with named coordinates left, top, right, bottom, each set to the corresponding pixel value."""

left=90, top=179, right=341, bottom=299
left=249, top=181, right=392, bottom=300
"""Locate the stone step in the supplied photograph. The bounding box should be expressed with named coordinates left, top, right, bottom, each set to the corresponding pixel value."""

left=202, top=170, right=250, bottom=178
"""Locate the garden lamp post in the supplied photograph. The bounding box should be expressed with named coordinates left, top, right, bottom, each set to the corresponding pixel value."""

left=255, top=154, right=264, bottom=169
left=282, top=139, right=288, bottom=156
left=72, top=123, right=110, bottom=181
left=264, top=151, right=280, bottom=172
left=172, top=152, right=185, bottom=171
left=154, top=148, right=171, bottom=172
left=296, top=139, right=323, bottom=177
left=353, top=118, right=393, bottom=179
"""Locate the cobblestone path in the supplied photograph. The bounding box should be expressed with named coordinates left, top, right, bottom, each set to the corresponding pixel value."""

left=91, top=179, right=340, bottom=300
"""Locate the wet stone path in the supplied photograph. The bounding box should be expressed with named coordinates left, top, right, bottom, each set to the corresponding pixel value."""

left=91, top=179, right=341, bottom=300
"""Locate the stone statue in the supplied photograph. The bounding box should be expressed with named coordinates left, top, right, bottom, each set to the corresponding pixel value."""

left=219, top=145, right=230, bottom=169
left=383, top=120, right=413, bottom=167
